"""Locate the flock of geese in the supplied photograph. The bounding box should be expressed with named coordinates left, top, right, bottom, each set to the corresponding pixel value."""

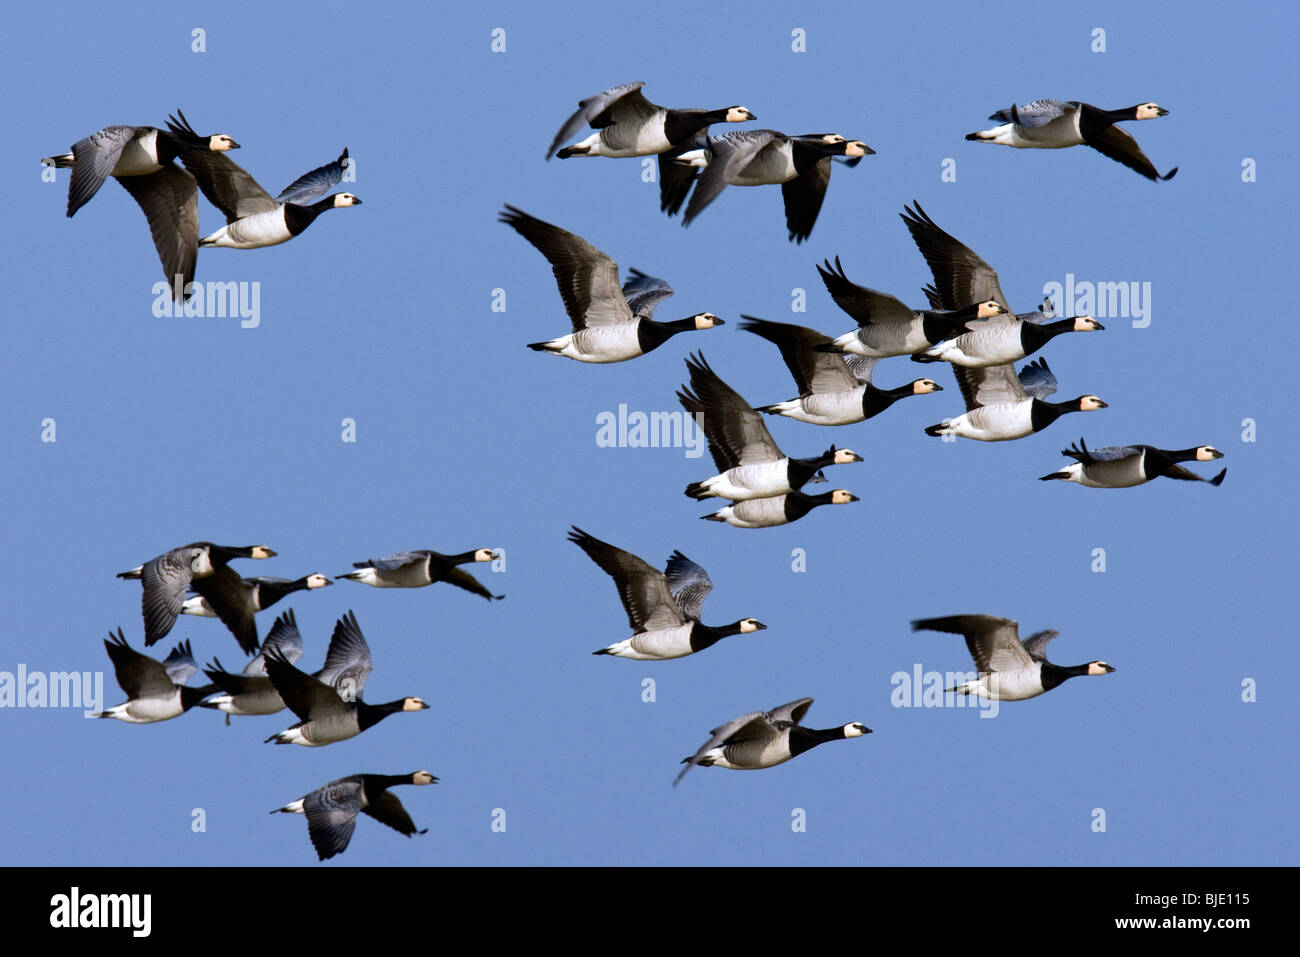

left=97, top=540, right=497, bottom=858
left=60, top=79, right=1220, bottom=861
left=43, top=110, right=360, bottom=300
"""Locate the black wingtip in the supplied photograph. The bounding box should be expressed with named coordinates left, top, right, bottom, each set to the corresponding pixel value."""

left=924, top=424, right=945, bottom=437
left=1160, top=166, right=1179, bottom=181
left=526, top=341, right=550, bottom=352
left=592, top=648, right=610, bottom=656
left=1039, top=472, right=1067, bottom=481
left=964, top=132, right=983, bottom=142
left=1209, top=468, right=1226, bottom=487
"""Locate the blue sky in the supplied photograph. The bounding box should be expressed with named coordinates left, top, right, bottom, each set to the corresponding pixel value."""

left=2, top=0, right=1294, bottom=866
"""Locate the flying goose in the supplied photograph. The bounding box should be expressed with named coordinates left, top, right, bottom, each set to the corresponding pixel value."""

left=117, top=543, right=276, bottom=647
left=815, top=256, right=1008, bottom=357
left=181, top=573, right=333, bottom=617
left=672, top=130, right=873, bottom=242
left=913, top=288, right=1104, bottom=367
left=500, top=205, right=722, bottom=362
left=99, top=630, right=216, bottom=723
left=200, top=609, right=306, bottom=720
left=674, top=698, right=870, bottom=787
left=180, top=571, right=332, bottom=654
left=1040, top=439, right=1226, bottom=488
left=911, top=614, right=1115, bottom=701
left=740, top=316, right=942, bottom=426
left=966, top=99, right=1177, bottom=181
left=546, top=81, right=754, bottom=160
left=263, top=611, right=429, bottom=746
left=678, top=352, right=862, bottom=500
left=337, top=549, right=501, bottom=600
left=701, top=488, right=859, bottom=528
left=924, top=357, right=1106, bottom=441
left=273, top=770, right=437, bottom=861
left=567, top=527, right=765, bottom=660
left=42, top=110, right=239, bottom=299
left=171, top=136, right=361, bottom=249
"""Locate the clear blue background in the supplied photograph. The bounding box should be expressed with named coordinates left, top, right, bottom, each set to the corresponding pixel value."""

left=2, top=0, right=1294, bottom=865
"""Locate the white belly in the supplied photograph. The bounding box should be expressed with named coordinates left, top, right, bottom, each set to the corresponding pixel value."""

left=699, top=462, right=790, bottom=500
left=203, top=209, right=292, bottom=249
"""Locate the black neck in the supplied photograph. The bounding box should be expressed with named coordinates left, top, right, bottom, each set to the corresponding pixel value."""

left=664, top=109, right=727, bottom=144
left=786, top=491, right=834, bottom=521
left=787, top=449, right=836, bottom=487
left=284, top=199, right=333, bottom=235
left=637, top=317, right=695, bottom=354
left=788, top=725, right=846, bottom=756
left=1030, top=399, right=1083, bottom=431
left=1021, top=319, right=1077, bottom=351
left=1039, top=661, right=1090, bottom=692
left=921, top=312, right=971, bottom=343
left=688, top=620, right=747, bottom=652
left=357, top=699, right=406, bottom=731
left=359, top=773, right=408, bottom=794
left=180, top=684, right=219, bottom=712
left=861, top=385, right=910, bottom=419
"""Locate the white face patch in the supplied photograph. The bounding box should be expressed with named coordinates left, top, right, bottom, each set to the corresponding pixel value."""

left=739, top=619, right=764, bottom=634
left=822, top=134, right=846, bottom=144
left=1197, top=447, right=1222, bottom=461
left=845, top=141, right=868, bottom=157
left=834, top=448, right=862, bottom=464
left=1081, top=396, right=1107, bottom=411
left=210, top=135, right=237, bottom=152
left=306, top=574, right=330, bottom=589
left=334, top=193, right=361, bottom=207
left=412, top=770, right=437, bottom=785
left=695, top=313, right=720, bottom=330
left=474, top=548, right=496, bottom=562
left=977, top=301, right=1004, bottom=318
left=843, top=723, right=869, bottom=737
left=1137, top=103, right=1163, bottom=120
left=1088, top=661, right=1114, bottom=676
left=1075, top=316, right=1101, bottom=331
left=913, top=379, right=939, bottom=394
left=402, top=697, right=429, bottom=712
left=726, top=107, right=753, bottom=123
left=831, top=489, right=857, bottom=505
left=252, top=546, right=274, bottom=559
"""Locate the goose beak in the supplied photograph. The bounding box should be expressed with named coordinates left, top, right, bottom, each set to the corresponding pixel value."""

left=1156, top=107, right=1169, bottom=116
left=228, top=140, right=242, bottom=150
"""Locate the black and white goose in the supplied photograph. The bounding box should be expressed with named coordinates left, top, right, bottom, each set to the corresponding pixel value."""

left=263, top=610, right=429, bottom=746
left=966, top=99, right=1177, bottom=181
left=500, top=205, right=723, bottom=362
left=701, top=488, right=859, bottom=528
left=1040, top=439, right=1226, bottom=488
left=180, top=571, right=332, bottom=654
left=816, top=256, right=1007, bottom=357
left=337, top=549, right=501, bottom=600
left=674, top=698, right=870, bottom=787
left=924, top=357, right=1107, bottom=442
left=911, top=614, right=1115, bottom=701
left=172, top=136, right=360, bottom=249
left=99, top=630, right=215, bottom=723
left=42, top=110, right=239, bottom=299
left=740, top=316, right=942, bottom=426
left=678, top=352, right=862, bottom=500
left=200, top=609, right=306, bottom=720
left=673, top=130, right=873, bottom=242
left=117, top=542, right=276, bottom=647
left=272, top=770, right=437, bottom=861
left=913, top=288, right=1104, bottom=367
left=568, top=527, right=765, bottom=660
left=546, top=81, right=754, bottom=160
